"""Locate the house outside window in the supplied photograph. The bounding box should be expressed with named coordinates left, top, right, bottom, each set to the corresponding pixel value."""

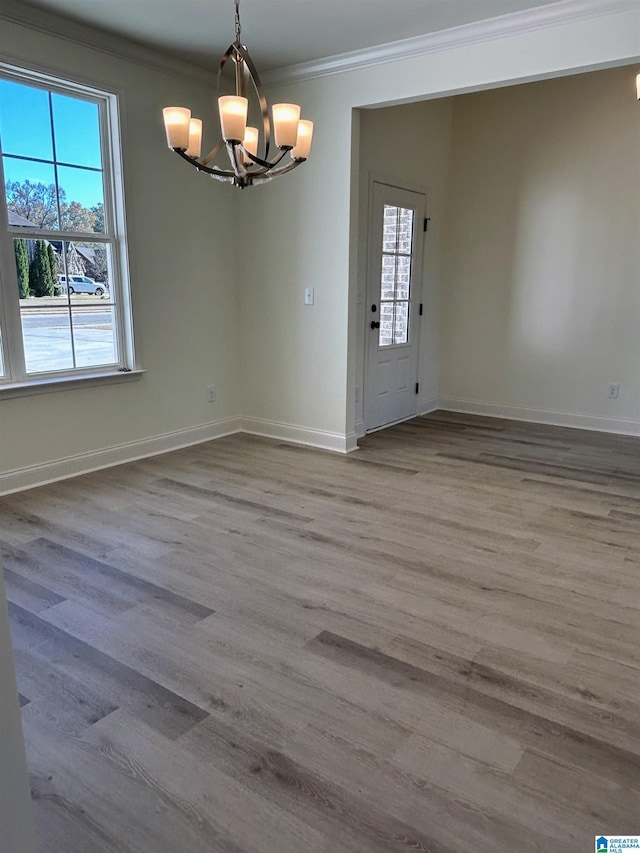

left=0, top=63, right=135, bottom=388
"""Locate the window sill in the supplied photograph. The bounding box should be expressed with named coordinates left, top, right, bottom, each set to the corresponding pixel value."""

left=0, top=368, right=145, bottom=400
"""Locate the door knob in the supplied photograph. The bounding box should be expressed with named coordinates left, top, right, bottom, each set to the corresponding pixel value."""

left=370, top=320, right=380, bottom=329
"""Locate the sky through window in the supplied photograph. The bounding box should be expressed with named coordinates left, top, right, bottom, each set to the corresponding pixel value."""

left=0, top=78, right=104, bottom=210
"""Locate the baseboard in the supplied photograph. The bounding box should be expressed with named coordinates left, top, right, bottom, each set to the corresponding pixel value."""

left=356, top=399, right=437, bottom=436
left=7, top=399, right=632, bottom=496
left=418, top=397, right=440, bottom=417
left=240, top=417, right=358, bottom=454
left=0, top=418, right=242, bottom=496
left=0, top=415, right=360, bottom=496
left=438, top=398, right=640, bottom=436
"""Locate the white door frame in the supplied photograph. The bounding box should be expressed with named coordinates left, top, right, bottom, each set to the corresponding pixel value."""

left=363, top=178, right=426, bottom=433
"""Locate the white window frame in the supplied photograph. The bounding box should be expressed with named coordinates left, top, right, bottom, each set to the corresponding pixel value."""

left=0, top=61, right=136, bottom=394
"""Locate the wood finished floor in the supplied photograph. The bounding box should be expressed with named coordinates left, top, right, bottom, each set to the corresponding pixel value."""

left=2, top=411, right=639, bottom=853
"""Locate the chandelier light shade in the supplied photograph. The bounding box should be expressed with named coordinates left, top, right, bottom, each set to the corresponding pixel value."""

left=163, top=107, right=192, bottom=150
left=271, top=103, right=301, bottom=148
left=292, top=120, right=313, bottom=160
left=242, top=126, right=259, bottom=164
left=162, top=0, right=314, bottom=189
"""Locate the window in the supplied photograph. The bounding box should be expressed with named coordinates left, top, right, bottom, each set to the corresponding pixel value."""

left=0, top=64, right=134, bottom=388
left=379, top=204, right=414, bottom=347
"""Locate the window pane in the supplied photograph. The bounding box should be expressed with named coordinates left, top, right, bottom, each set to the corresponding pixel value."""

left=382, top=204, right=398, bottom=252
left=14, top=237, right=58, bottom=298
left=0, top=80, right=53, bottom=160
left=14, top=236, right=116, bottom=372
left=52, top=94, right=101, bottom=169
left=13, top=237, right=32, bottom=298
left=21, top=305, right=74, bottom=373
left=393, top=302, right=409, bottom=345
left=59, top=241, right=110, bottom=301
left=60, top=240, right=115, bottom=366
left=71, top=304, right=117, bottom=368
left=57, top=166, right=104, bottom=233
left=4, top=158, right=59, bottom=229
left=13, top=234, right=70, bottom=372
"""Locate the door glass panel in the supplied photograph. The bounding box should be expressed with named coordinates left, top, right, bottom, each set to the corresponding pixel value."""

left=379, top=302, right=394, bottom=346
left=378, top=204, right=414, bottom=347
left=382, top=205, right=399, bottom=252
left=393, top=302, right=409, bottom=345
left=398, top=208, right=413, bottom=253
left=396, top=255, right=411, bottom=299
left=380, top=255, right=396, bottom=299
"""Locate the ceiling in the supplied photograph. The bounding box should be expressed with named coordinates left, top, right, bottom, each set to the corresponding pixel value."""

left=19, top=0, right=562, bottom=71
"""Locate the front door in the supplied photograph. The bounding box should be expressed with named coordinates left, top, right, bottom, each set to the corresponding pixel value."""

left=365, top=181, right=425, bottom=431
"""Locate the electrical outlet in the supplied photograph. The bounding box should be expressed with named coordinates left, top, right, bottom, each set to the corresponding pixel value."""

left=608, top=383, right=619, bottom=399
left=206, top=386, right=216, bottom=402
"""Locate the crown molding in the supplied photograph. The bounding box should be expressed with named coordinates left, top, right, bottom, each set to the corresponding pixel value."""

left=265, top=0, right=639, bottom=86
left=0, top=0, right=636, bottom=88
left=0, top=0, right=212, bottom=84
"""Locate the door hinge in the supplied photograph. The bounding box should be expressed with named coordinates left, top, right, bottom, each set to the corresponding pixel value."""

left=419, top=303, right=423, bottom=316
left=423, top=217, right=431, bottom=232
left=415, top=382, right=419, bottom=395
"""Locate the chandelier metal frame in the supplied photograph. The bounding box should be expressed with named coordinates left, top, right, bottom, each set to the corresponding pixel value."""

left=164, top=0, right=312, bottom=189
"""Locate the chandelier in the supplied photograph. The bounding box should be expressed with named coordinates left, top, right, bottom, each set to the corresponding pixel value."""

left=162, top=0, right=313, bottom=189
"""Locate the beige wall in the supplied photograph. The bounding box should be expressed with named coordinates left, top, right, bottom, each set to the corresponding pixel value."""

left=0, top=17, right=241, bottom=487
left=240, top=4, right=639, bottom=442
left=440, top=66, right=640, bottom=431
left=0, top=4, right=638, bottom=477
left=237, top=80, right=356, bottom=441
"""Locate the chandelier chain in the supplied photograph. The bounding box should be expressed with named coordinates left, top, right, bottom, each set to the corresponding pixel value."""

left=234, top=0, right=241, bottom=42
